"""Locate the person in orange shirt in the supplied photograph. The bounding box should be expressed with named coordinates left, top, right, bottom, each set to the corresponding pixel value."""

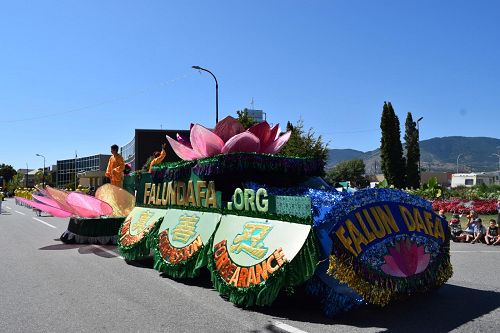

left=149, top=143, right=167, bottom=173
left=106, top=144, right=125, bottom=188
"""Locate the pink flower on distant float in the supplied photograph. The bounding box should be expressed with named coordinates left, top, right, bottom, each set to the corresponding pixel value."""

left=166, top=116, right=292, bottom=161
left=380, top=239, right=430, bottom=277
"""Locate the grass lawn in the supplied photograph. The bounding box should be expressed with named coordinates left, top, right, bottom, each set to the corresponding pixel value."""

left=441, top=212, right=498, bottom=228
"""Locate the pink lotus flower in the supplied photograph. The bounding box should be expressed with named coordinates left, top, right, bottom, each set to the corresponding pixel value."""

left=166, top=116, right=291, bottom=161
left=380, top=239, right=430, bottom=277
left=16, top=185, right=124, bottom=218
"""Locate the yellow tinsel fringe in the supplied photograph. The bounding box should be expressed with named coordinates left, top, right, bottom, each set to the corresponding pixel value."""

left=327, top=254, right=453, bottom=307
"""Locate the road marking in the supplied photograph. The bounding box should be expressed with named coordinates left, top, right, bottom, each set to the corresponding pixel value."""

left=33, top=217, right=57, bottom=229
left=271, top=321, right=308, bottom=333
left=451, top=250, right=500, bottom=253
left=92, top=245, right=124, bottom=259
left=15, top=210, right=26, bottom=215
left=6, top=206, right=12, bottom=210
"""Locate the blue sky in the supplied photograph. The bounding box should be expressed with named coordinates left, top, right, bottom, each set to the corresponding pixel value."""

left=1, top=0, right=499, bottom=170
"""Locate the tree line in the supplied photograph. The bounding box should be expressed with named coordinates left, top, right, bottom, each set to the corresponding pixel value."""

left=325, top=102, right=421, bottom=189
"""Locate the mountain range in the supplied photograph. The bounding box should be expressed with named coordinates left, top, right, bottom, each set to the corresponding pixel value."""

left=327, top=136, right=500, bottom=173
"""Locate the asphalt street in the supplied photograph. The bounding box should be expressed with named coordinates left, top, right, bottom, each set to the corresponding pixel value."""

left=0, top=198, right=499, bottom=333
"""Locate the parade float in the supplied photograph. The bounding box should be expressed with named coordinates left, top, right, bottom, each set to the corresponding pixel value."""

left=16, top=116, right=452, bottom=315
left=16, top=184, right=135, bottom=244
left=116, top=116, right=453, bottom=316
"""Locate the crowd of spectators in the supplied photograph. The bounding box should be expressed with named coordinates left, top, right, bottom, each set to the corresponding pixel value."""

left=446, top=203, right=500, bottom=245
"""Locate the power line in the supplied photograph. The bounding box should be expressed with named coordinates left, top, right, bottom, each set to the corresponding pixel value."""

left=322, top=128, right=379, bottom=135
left=0, top=71, right=191, bottom=123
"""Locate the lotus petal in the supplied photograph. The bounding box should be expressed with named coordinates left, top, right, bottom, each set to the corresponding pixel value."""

left=45, top=186, right=76, bottom=214
left=381, top=255, right=406, bottom=277
left=270, top=124, right=280, bottom=141
left=221, top=131, right=261, bottom=154
left=166, top=135, right=202, bottom=160
left=415, top=247, right=431, bottom=274
left=248, top=121, right=272, bottom=147
left=176, top=133, right=192, bottom=149
left=95, top=184, right=136, bottom=217
left=66, top=192, right=113, bottom=218
left=381, top=239, right=430, bottom=277
left=32, top=194, right=65, bottom=210
left=190, top=124, right=224, bottom=157
left=16, top=197, right=73, bottom=218
left=213, top=116, right=245, bottom=142
left=260, top=131, right=291, bottom=154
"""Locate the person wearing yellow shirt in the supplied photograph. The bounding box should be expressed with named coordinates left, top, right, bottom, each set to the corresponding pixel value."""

left=106, top=144, right=125, bottom=188
left=149, top=143, right=167, bottom=173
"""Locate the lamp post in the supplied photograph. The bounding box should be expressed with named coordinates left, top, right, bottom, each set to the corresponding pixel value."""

left=192, top=65, right=219, bottom=124
left=26, top=162, right=28, bottom=188
left=35, top=154, right=46, bottom=187
left=456, top=153, right=463, bottom=173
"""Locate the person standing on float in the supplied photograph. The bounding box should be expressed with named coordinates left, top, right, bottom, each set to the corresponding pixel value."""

left=106, top=144, right=125, bottom=188
left=149, top=143, right=167, bottom=173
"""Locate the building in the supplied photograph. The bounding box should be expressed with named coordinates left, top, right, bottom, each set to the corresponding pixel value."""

left=245, top=109, right=265, bottom=123
left=121, top=129, right=189, bottom=171
left=17, top=167, right=52, bottom=187
left=450, top=172, right=500, bottom=188
left=56, top=154, right=110, bottom=189
left=421, top=172, right=452, bottom=188
left=16, top=168, right=35, bottom=187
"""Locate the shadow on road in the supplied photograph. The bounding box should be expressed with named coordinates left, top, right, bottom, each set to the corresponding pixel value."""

left=162, top=268, right=215, bottom=289
left=39, top=243, right=119, bottom=259
left=248, top=283, right=500, bottom=332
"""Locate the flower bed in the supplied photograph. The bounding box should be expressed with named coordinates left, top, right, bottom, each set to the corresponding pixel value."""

left=432, top=198, right=498, bottom=215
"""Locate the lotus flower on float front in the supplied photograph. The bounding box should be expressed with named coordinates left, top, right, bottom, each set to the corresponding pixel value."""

left=380, top=239, right=430, bottom=277
left=166, top=116, right=292, bottom=161
left=15, top=184, right=134, bottom=218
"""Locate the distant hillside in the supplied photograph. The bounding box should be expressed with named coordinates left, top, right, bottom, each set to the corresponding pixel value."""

left=327, top=136, right=500, bottom=173
left=326, top=149, right=364, bottom=167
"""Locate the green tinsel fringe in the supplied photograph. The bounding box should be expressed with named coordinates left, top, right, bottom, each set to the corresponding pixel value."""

left=206, top=229, right=320, bottom=307
left=152, top=231, right=211, bottom=279
left=117, top=218, right=162, bottom=261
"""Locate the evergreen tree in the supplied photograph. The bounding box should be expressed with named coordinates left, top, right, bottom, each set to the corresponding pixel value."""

left=404, top=112, right=420, bottom=189
left=380, top=102, right=406, bottom=188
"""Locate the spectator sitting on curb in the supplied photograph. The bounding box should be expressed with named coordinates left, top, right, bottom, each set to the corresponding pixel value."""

left=471, top=218, right=486, bottom=244
left=449, top=213, right=463, bottom=241
left=455, top=211, right=477, bottom=242
left=485, top=219, right=499, bottom=245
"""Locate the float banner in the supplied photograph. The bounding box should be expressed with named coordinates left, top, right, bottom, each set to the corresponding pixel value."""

left=328, top=196, right=452, bottom=306
left=118, top=207, right=167, bottom=260
left=154, top=209, right=221, bottom=278
left=209, top=215, right=316, bottom=307
left=268, top=195, right=312, bottom=218
left=137, top=171, right=222, bottom=210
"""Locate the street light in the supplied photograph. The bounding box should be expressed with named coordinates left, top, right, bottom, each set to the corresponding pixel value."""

left=492, top=153, right=500, bottom=171
left=456, top=153, right=463, bottom=173
left=35, top=153, right=46, bottom=187
left=192, top=65, right=219, bottom=124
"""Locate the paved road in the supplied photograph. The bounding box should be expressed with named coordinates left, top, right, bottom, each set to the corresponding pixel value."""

left=0, top=198, right=499, bottom=333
